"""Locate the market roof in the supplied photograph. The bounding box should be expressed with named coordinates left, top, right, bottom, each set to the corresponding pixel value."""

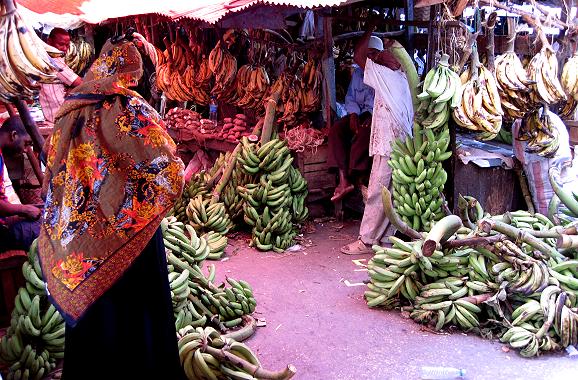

left=16, top=0, right=360, bottom=25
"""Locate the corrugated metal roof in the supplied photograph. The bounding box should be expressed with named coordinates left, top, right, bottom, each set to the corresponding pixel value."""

left=16, top=0, right=359, bottom=25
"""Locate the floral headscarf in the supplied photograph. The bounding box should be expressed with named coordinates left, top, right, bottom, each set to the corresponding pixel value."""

left=39, top=39, right=184, bottom=326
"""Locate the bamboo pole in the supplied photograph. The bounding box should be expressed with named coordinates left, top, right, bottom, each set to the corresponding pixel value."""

left=25, top=146, right=44, bottom=184
left=485, top=12, right=498, bottom=72
left=14, top=99, right=45, bottom=164
left=478, top=0, right=568, bottom=30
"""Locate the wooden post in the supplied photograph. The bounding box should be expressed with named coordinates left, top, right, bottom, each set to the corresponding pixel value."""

left=404, top=0, right=415, bottom=56
left=25, top=146, right=44, bottom=184
left=13, top=99, right=45, bottom=164
left=317, top=10, right=336, bottom=131
left=426, top=5, right=438, bottom=71
left=260, top=92, right=281, bottom=144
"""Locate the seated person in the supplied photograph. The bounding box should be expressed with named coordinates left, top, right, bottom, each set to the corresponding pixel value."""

left=0, top=116, right=41, bottom=252
left=327, top=36, right=384, bottom=202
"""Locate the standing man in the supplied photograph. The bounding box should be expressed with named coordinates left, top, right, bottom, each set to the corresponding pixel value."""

left=327, top=36, right=383, bottom=202
left=341, top=27, right=414, bottom=255
left=0, top=116, right=41, bottom=251
left=38, top=28, right=82, bottom=125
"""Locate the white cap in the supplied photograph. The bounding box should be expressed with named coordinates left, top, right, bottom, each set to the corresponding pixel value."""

left=368, top=36, right=384, bottom=51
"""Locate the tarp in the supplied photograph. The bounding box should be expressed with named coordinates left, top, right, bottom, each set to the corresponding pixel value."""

left=16, top=0, right=359, bottom=25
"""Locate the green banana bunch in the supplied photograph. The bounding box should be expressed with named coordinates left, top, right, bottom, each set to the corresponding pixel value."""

left=187, top=196, right=233, bottom=235
left=0, top=239, right=63, bottom=379
left=162, top=217, right=211, bottom=266
left=202, top=231, right=229, bottom=260
left=169, top=172, right=210, bottom=223
left=177, top=326, right=292, bottom=380
left=389, top=122, right=451, bottom=232
left=415, top=54, right=461, bottom=131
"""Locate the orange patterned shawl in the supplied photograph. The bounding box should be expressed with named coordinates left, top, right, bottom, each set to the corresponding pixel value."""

left=39, top=39, right=184, bottom=325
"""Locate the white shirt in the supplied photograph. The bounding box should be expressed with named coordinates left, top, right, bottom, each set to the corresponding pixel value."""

left=363, top=59, right=413, bottom=157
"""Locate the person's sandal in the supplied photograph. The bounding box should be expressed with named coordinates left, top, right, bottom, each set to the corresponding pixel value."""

left=341, top=240, right=372, bottom=255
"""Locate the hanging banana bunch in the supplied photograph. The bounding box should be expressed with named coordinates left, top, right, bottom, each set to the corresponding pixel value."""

left=527, top=47, right=566, bottom=106
left=235, top=41, right=271, bottom=111
left=209, top=39, right=238, bottom=103
left=452, top=53, right=503, bottom=140
left=0, top=4, right=62, bottom=101
left=559, top=52, right=578, bottom=119
left=298, top=56, right=322, bottom=113
left=518, top=106, right=560, bottom=158
left=494, top=51, right=533, bottom=120
left=64, top=36, right=94, bottom=75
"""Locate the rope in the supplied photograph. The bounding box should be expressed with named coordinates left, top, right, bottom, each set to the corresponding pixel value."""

left=283, top=124, right=326, bottom=153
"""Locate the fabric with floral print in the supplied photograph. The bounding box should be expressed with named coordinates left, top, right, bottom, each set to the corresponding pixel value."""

left=39, top=39, right=184, bottom=326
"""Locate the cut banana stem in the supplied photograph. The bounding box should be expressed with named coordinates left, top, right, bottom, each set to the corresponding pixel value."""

left=422, top=215, right=463, bottom=256
left=557, top=235, right=578, bottom=249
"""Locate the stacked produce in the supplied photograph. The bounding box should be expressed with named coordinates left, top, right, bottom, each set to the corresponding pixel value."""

left=177, top=326, right=296, bottom=380
left=559, top=52, right=578, bottom=119
left=162, top=217, right=257, bottom=329
left=165, top=108, right=202, bottom=130
left=494, top=51, right=533, bottom=120
left=453, top=56, right=503, bottom=140
left=170, top=172, right=210, bottom=224
left=0, top=4, right=62, bottom=100
left=415, top=54, right=460, bottom=131
left=64, top=36, right=94, bottom=75
left=237, top=137, right=308, bottom=252
left=366, top=187, right=578, bottom=357
left=517, top=106, right=560, bottom=157
left=217, top=114, right=252, bottom=143
left=0, top=240, right=64, bottom=380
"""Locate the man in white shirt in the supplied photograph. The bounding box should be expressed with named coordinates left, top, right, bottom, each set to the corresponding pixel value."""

left=341, top=27, right=414, bottom=255
left=38, top=28, right=82, bottom=125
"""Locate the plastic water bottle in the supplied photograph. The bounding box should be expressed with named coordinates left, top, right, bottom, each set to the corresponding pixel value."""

left=209, top=96, right=218, bottom=124
left=420, top=366, right=466, bottom=379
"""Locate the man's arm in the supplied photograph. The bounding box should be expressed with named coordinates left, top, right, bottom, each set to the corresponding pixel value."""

left=353, top=28, right=374, bottom=70
left=0, top=200, right=41, bottom=219
left=374, top=41, right=402, bottom=71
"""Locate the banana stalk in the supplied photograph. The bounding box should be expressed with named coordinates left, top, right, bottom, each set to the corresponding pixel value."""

left=422, top=215, right=463, bottom=256
left=221, top=315, right=257, bottom=342
left=204, top=345, right=297, bottom=380
left=261, top=91, right=281, bottom=144
left=549, top=168, right=578, bottom=217
left=478, top=219, right=563, bottom=260
left=211, top=144, right=242, bottom=203
left=557, top=235, right=578, bottom=249
left=380, top=186, right=422, bottom=240
left=443, top=234, right=505, bottom=249
left=516, top=169, right=536, bottom=214
left=389, top=42, right=419, bottom=110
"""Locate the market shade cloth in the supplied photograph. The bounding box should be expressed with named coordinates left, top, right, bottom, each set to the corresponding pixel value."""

left=16, top=0, right=360, bottom=24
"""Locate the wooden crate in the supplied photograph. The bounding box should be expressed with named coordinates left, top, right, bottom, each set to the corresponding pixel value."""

left=0, top=251, right=27, bottom=327
left=294, top=144, right=336, bottom=203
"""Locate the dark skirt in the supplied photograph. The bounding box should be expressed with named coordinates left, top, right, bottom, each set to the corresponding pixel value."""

left=61, top=229, right=186, bottom=380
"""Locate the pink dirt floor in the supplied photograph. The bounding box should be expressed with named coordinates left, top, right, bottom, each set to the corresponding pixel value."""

left=213, top=218, right=578, bottom=380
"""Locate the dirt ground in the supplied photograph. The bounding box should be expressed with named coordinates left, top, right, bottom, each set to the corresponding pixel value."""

left=213, top=219, right=578, bottom=380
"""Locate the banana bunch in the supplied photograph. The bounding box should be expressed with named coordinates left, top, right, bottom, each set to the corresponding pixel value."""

left=168, top=264, right=210, bottom=331
left=269, top=72, right=301, bottom=128
left=389, top=125, right=451, bottom=232
left=517, top=107, right=560, bottom=157
left=559, top=53, right=578, bottom=118
left=415, top=54, right=460, bottom=131
left=494, top=51, right=533, bottom=120
left=178, top=325, right=276, bottom=380
left=209, top=40, right=238, bottom=103
left=453, top=64, right=503, bottom=139
left=162, top=217, right=211, bottom=266
left=170, top=172, right=210, bottom=223
left=558, top=96, right=577, bottom=120
left=0, top=240, right=63, bottom=379
left=410, top=278, right=483, bottom=331
left=298, top=57, right=322, bottom=113
left=202, top=231, right=228, bottom=260
left=527, top=47, right=566, bottom=106
left=238, top=138, right=308, bottom=251
left=186, top=196, right=233, bottom=235
left=548, top=167, right=578, bottom=223
left=0, top=6, right=62, bottom=101
left=235, top=64, right=270, bottom=110
left=64, top=36, right=94, bottom=75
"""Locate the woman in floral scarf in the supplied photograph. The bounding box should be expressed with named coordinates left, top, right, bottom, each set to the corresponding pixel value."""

left=39, top=35, right=186, bottom=379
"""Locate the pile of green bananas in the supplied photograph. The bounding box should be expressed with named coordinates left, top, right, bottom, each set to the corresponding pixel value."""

left=202, top=231, right=229, bottom=261
left=237, top=137, right=308, bottom=252
left=0, top=240, right=64, bottom=380
left=170, top=173, right=210, bottom=223
left=164, top=233, right=257, bottom=330
left=162, top=217, right=211, bottom=264
left=187, top=196, right=233, bottom=235
left=177, top=325, right=295, bottom=380
left=415, top=54, right=461, bottom=131
left=368, top=192, right=578, bottom=357
left=389, top=123, right=451, bottom=232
